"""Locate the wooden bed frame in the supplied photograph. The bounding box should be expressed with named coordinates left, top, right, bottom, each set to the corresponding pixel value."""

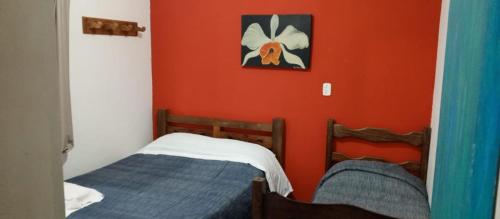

left=156, top=109, right=285, bottom=166
left=326, top=119, right=431, bottom=181
left=252, top=119, right=430, bottom=219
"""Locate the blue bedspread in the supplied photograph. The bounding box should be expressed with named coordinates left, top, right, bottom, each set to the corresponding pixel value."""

left=313, top=160, right=430, bottom=219
left=67, top=154, right=264, bottom=219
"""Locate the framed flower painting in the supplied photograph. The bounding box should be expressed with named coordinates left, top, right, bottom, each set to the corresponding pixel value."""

left=241, top=14, right=312, bottom=70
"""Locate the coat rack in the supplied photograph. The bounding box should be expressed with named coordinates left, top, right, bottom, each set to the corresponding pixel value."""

left=82, top=16, right=146, bottom=37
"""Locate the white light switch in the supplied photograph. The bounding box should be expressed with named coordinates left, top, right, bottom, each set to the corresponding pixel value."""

left=322, top=83, right=331, bottom=96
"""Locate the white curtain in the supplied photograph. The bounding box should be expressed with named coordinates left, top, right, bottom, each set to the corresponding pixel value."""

left=55, top=0, right=73, bottom=163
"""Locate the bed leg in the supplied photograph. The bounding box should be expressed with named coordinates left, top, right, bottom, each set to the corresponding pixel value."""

left=252, top=177, right=267, bottom=219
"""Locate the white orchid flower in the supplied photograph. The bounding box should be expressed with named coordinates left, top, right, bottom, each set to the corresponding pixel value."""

left=241, top=14, right=310, bottom=69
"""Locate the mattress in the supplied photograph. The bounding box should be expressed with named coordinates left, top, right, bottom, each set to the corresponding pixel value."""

left=67, top=154, right=264, bottom=219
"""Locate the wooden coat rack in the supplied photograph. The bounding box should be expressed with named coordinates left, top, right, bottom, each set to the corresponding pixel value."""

left=82, top=16, right=146, bottom=37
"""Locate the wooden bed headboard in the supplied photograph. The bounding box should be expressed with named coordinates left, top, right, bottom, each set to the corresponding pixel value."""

left=325, top=119, right=431, bottom=181
left=157, top=109, right=285, bottom=166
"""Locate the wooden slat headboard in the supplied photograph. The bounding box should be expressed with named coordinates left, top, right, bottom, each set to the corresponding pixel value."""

left=157, top=109, right=285, bottom=166
left=325, top=119, right=431, bottom=181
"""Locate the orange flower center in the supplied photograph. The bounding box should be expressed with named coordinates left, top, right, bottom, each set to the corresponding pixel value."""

left=259, top=42, right=282, bottom=65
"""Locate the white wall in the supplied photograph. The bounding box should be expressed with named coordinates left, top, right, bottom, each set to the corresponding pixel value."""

left=426, top=0, right=450, bottom=205
left=63, top=0, right=152, bottom=179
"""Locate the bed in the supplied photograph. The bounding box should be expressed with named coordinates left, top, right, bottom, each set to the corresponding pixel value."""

left=65, top=109, right=292, bottom=218
left=252, top=119, right=431, bottom=219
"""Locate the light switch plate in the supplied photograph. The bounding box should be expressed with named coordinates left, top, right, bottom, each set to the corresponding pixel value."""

left=323, top=83, right=331, bottom=96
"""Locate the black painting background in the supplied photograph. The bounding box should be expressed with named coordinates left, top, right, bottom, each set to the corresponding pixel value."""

left=241, top=14, right=312, bottom=70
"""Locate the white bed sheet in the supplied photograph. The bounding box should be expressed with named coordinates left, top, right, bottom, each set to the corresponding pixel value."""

left=137, top=132, right=293, bottom=196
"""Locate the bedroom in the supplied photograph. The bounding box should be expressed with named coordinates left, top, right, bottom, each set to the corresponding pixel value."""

left=1, top=0, right=499, bottom=218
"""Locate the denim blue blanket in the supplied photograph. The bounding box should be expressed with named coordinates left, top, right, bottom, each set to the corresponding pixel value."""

left=67, top=154, right=263, bottom=219
left=313, top=160, right=430, bottom=219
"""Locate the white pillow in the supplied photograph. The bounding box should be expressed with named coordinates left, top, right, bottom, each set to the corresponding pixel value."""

left=64, top=182, right=103, bottom=216
left=137, top=132, right=293, bottom=196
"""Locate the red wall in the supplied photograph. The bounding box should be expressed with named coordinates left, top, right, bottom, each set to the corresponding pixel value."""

left=151, top=0, right=441, bottom=200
